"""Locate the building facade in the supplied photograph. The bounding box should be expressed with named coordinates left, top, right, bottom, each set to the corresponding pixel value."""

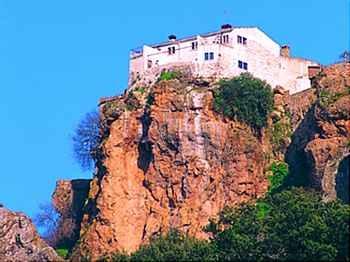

left=129, top=25, right=319, bottom=94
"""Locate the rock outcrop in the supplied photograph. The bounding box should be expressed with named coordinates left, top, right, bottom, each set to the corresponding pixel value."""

left=72, top=78, right=276, bottom=259
left=286, top=63, right=350, bottom=202
left=0, top=205, right=62, bottom=262
left=304, top=63, right=350, bottom=202
left=52, top=179, right=91, bottom=249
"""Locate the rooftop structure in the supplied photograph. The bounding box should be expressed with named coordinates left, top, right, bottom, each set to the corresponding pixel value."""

left=129, top=24, right=320, bottom=94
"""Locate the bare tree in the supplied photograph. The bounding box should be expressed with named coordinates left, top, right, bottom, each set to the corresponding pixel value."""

left=72, top=110, right=101, bottom=171
left=34, top=203, right=76, bottom=248
left=34, top=203, right=60, bottom=246
left=339, top=50, right=350, bottom=63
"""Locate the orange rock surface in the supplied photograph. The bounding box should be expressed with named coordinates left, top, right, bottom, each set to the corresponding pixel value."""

left=74, top=79, right=271, bottom=259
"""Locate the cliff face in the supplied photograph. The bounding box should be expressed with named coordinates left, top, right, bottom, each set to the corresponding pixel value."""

left=52, top=179, right=91, bottom=248
left=286, top=63, right=350, bottom=202
left=73, top=78, right=277, bottom=259
left=304, top=64, right=350, bottom=202
left=55, top=63, right=349, bottom=260
left=0, top=205, right=62, bottom=262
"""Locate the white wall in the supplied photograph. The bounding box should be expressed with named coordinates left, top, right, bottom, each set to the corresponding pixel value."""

left=128, top=27, right=318, bottom=94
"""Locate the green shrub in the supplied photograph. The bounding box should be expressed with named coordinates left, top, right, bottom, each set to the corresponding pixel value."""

left=318, top=88, right=350, bottom=108
left=208, top=188, right=350, bottom=261
left=158, top=70, right=180, bottom=81
left=125, top=91, right=141, bottom=111
left=270, top=120, right=292, bottom=153
left=319, top=90, right=342, bottom=107
left=56, top=248, right=69, bottom=259
left=106, top=189, right=349, bottom=262
left=213, top=73, right=274, bottom=130
left=134, top=86, right=146, bottom=95
left=268, top=161, right=289, bottom=193
left=111, top=230, right=216, bottom=262
left=146, top=92, right=155, bottom=107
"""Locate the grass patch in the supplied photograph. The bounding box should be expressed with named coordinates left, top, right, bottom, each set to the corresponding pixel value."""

left=318, top=87, right=350, bottom=108
left=134, top=86, right=146, bottom=95
left=56, top=248, right=69, bottom=259
left=158, top=70, right=181, bottom=81
left=270, top=119, right=292, bottom=153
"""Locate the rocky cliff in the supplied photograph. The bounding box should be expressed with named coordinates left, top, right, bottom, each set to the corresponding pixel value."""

left=0, top=205, right=62, bottom=262
left=71, top=76, right=287, bottom=259
left=52, top=63, right=349, bottom=260
left=287, top=63, right=350, bottom=202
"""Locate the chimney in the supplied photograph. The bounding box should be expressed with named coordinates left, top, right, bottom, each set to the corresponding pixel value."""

left=221, top=24, right=232, bottom=30
left=168, top=34, right=177, bottom=41
left=281, top=45, right=291, bottom=57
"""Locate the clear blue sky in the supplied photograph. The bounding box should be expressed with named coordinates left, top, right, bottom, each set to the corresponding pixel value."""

left=0, top=0, right=349, bottom=217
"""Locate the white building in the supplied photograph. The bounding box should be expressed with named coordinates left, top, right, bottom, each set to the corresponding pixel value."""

left=129, top=24, right=320, bottom=94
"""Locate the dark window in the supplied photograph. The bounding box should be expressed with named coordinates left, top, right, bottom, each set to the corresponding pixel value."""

left=238, top=60, right=248, bottom=70
left=222, top=35, right=229, bottom=44
left=192, top=41, right=198, bottom=50
left=243, top=62, right=248, bottom=70
left=237, top=35, right=247, bottom=45
left=205, top=52, right=214, bottom=60
left=147, top=60, right=152, bottom=68
left=168, top=46, right=176, bottom=55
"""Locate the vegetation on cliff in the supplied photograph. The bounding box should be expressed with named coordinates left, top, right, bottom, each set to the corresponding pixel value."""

left=60, top=64, right=349, bottom=261
left=110, top=188, right=349, bottom=262
left=213, top=73, right=274, bottom=130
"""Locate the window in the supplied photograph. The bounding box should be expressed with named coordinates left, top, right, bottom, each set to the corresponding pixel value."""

left=237, top=35, right=247, bottom=45
left=205, top=52, right=214, bottom=61
left=238, top=60, right=248, bottom=70
left=243, top=62, right=248, bottom=70
left=147, top=60, right=152, bottom=68
left=168, top=46, right=176, bottom=55
left=222, top=34, right=229, bottom=44
left=192, top=41, right=198, bottom=50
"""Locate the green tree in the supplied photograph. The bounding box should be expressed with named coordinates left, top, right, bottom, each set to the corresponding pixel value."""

left=112, top=230, right=217, bottom=262
left=268, top=161, right=289, bottom=193
left=213, top=73, right=274, bottom=131
left=208, top=188, right=350, bottom=261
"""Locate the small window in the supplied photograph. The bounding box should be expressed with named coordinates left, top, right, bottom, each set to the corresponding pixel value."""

left=147, top=60, right=152, bottom=68
left=238, top=60, right=248, bottom=70
left=205, top=52, right=214, bottom=61
left=168, top=46, right=176, bottom=55
left=237, top=35, right=247, bottom=45
left=243, top=62, right=248, bottom=70
left=192, top=41, right=198, bottom=50
left=222, top=35, right=229, bottom=44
